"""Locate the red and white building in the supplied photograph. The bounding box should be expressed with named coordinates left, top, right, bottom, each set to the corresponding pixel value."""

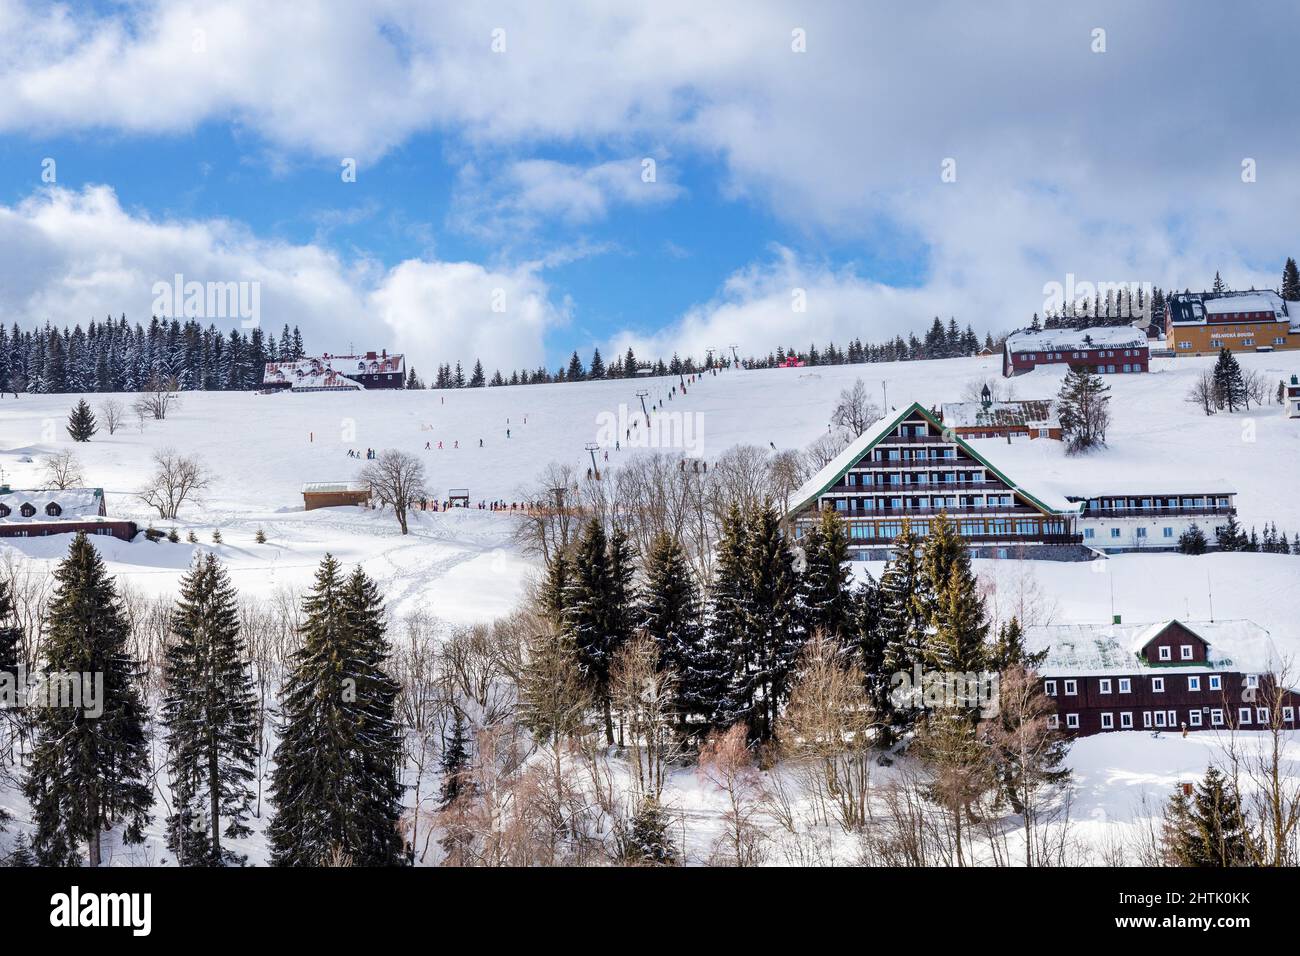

left=1002, top=326, right=1149, bottom=377
left=0, top=486, right=137, bottom=541
left=1027, top=619, right=1299, bottom=736
left=263, top=350, right=406, bottom=392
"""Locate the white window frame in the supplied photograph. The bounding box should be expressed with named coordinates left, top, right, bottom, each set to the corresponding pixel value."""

left=1187, top=675, right=1200, bottom=692
left=1154, top=711, right=1166, bottom=728
left=1100, top=713, right=1114, bottom=729
left=1066, top=713, right=1079, bottom=729
left=1098, top=678, right=1112, bottom=694
left=1120, top=712, right=1133, bottom=728
left=1046, top=714, right=1059, bottom=728
left=1209, top=675, right=1222, bottom=691
left=1044, top=680, right=1057, bottom=696
left=1239, top=707, right=1253, bottom=725
left=1189, top=710, right=1202, bottom=727
left=1152, top=677, right=1165, bottom=693
left=1142, top=711, right=1152, bottom=728
left=1180, top=644, right=1193, bottom=661
left=1118, top=678, right=1131, bottom=694
left=1285, top=707, right=1295, bottom=723
left=1257, top=707, right=1269, bottom=724
left=1158, top=646, right=1171, bottom=661
left=1211, top=709, right=1225, bottom=727
left=1063, top=679, right=1077, bottom=696
left=1246, top=674, right=1259, bottom=689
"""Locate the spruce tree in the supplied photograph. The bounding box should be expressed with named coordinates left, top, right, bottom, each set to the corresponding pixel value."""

left=1178, top=523, right=1209, bottom=555
left=1283, top=257, right=1300, bottom=301
left=1213, top=348, right=1246, bottom=412
left=438, top=712, right=471, bottom=809
left=797, top=508, right=855, bottom=644
left=1057, top=364, right=1111, bottom=454
left=161, top=554, right=257, bottom=866
left=1215, top=513, right=1246, bottom=551
left=268, top=558, right=405, bottom=866
left=66, top=398, right=97, bottom=442
left=876, top=520, right=929, bottom=733
left=1174, top=766, right=1253, bottom=866
left=641, top=533, right=724, bottom=738
left=727, top=506, right=801, bottom=743
left=23, top=533, right=152, bottom=866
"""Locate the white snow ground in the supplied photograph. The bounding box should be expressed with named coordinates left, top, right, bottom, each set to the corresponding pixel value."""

left=1, top=348, right=1298, bottom=864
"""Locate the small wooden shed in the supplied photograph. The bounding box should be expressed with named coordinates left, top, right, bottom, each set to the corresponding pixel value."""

left=302, top=481, right=371, bottom=511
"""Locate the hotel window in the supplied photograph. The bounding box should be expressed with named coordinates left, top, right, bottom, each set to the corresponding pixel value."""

left=1158, top=646, right=1171, bottom=661
left=1209, top=339, right=1222, bottom=348
left=1063, top=679, right=1077, bottom=696
left=1083, top=528, right=1095, bottom=539
left=1189, top=710, right=1202, bottom=727
left=1246, top=675, right=1259, bottom=689
left=1046, top=714, right=1058, bottom=728
left=1110, top=527, right=1121, bottom=539
left=1257, top=707, right=1269, bottom=724
left=1154, top=711, right=1166, bottom=728
left=1120, top=712, right=1133, bottom=729
left=1276, top=337, right=1286, bottom=346
left=1101, top=713, right=1114, bottom=730
left=1118, top=678, right=1131, bottom=693
left=1285, top=707, right=1295, bottom=723
left=1163, top=527, right=1173, bottom=538
left=1142, top=712, right=1152, bottom=728
left=1136, top=527, right=1146, bottom=538
left=1043, top=680, right=1056, bottom=696
left=1180, top=644, right=1193, bottom=660
left=1242, top=338, right=1254, bottom=346
left=960, top=520, right=983, bottom=536
left=1209, top=675, right=1222, bottom=691
left=1066, top=713, right=1079, bottom=729
left=1239, top=708, right=1253, bottom=725
left=1098, top=679, right=1112, bottom=694
left=1211, top=709, right=1224, bottom=726
left=1152, top=677, right=1165, bottom=693
left=1188, top=676, right=1200, bottom=692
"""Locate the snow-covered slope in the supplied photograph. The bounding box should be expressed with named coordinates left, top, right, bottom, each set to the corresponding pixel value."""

left=0, top=349, right=1296, bottom=626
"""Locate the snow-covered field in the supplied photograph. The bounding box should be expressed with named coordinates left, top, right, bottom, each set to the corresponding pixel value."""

left=2, top=348, right=1299, bottom=864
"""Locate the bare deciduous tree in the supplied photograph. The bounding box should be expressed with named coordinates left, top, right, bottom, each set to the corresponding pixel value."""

left=41, top=449, right=84, bottom=490
left=137, top=448, right=211, bottom=519
left=360, top=449, right=428, bottom=535
left=698, top=724, right=768, bottom=866
left=1186, top=370, right=1217, bottom=416
left=132, top=374, right=180, bottom=421
left=99, top=399, right=125, bottom=435
left=831, top=378, right=881, bottom=439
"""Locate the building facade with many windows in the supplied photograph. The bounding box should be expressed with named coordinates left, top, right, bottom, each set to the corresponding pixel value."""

left=1027, top=619, right=1297, bottom=736
left=785, top=403, right=1086, bottom=561
left=1165, top=290, right=1300, bottom=356
left=1002, top=326, right=1150, bottom=377
left=1068, top=481, right=1237, bottom=551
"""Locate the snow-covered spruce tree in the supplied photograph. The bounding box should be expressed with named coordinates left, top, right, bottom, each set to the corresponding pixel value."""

left=66, top=398, right=97, bottom=442
left=437, top=711, right=471, bottom=810
left=796, top=507, right=856, bottom=644
left=161, top=553, right=257, bottom=866
left=705, top=506, right=750, bottom=730
left=23, top=532, right=152, bottom=866
left=268, top=557, right=405, bottom=866
left=1056, top=364, right=1111, bottom=454
left=640, top=532, right=724, bottom=741
left=728, top=505, right=801, bottom=744
left=1215, top=512, right=1246, bottom=551
left=539, top=548, right=572, bottom=624
left=619, top=795, right=677, bottom=866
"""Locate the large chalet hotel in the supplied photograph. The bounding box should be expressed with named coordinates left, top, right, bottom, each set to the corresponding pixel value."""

left=1165, top=289, right=1300, bottom=356
left=785, top=404, right=1242, bottom=561
left=1029, top=619, right=1299, bottom=737
left=263, top=350, right=406, bottom=392
left=786, top=403, right=1086, bottom=561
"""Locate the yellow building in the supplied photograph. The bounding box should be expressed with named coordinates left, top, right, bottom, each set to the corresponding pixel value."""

left=1165, top=291, right=1300, bottom=356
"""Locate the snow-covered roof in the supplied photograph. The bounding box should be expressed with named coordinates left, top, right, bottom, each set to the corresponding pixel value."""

left=1025, top=619, right=1280, bottom=677
left=301, top=481, right=369, bottom=494
left=1202, top=292, right=1285, bottom=317
left=940, top=399, right=1058, bottom=429
left=0, top=487, right=105, bottom=523
left=1004, top=326, right=1148, bottom=353
left=1062, top=479, right=1237, bottom=500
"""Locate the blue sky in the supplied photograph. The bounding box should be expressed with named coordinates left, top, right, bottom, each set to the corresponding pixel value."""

left=0, top=1, right=1296, bottom=373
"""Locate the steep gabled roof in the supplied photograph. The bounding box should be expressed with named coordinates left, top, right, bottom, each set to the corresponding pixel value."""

left=785, top=402, right=1078, bottom=518
left=1130, top=620, right=1209, bottom=657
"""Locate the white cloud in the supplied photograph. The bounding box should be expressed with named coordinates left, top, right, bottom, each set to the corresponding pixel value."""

left=0, top=186, right=566, bottom=373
